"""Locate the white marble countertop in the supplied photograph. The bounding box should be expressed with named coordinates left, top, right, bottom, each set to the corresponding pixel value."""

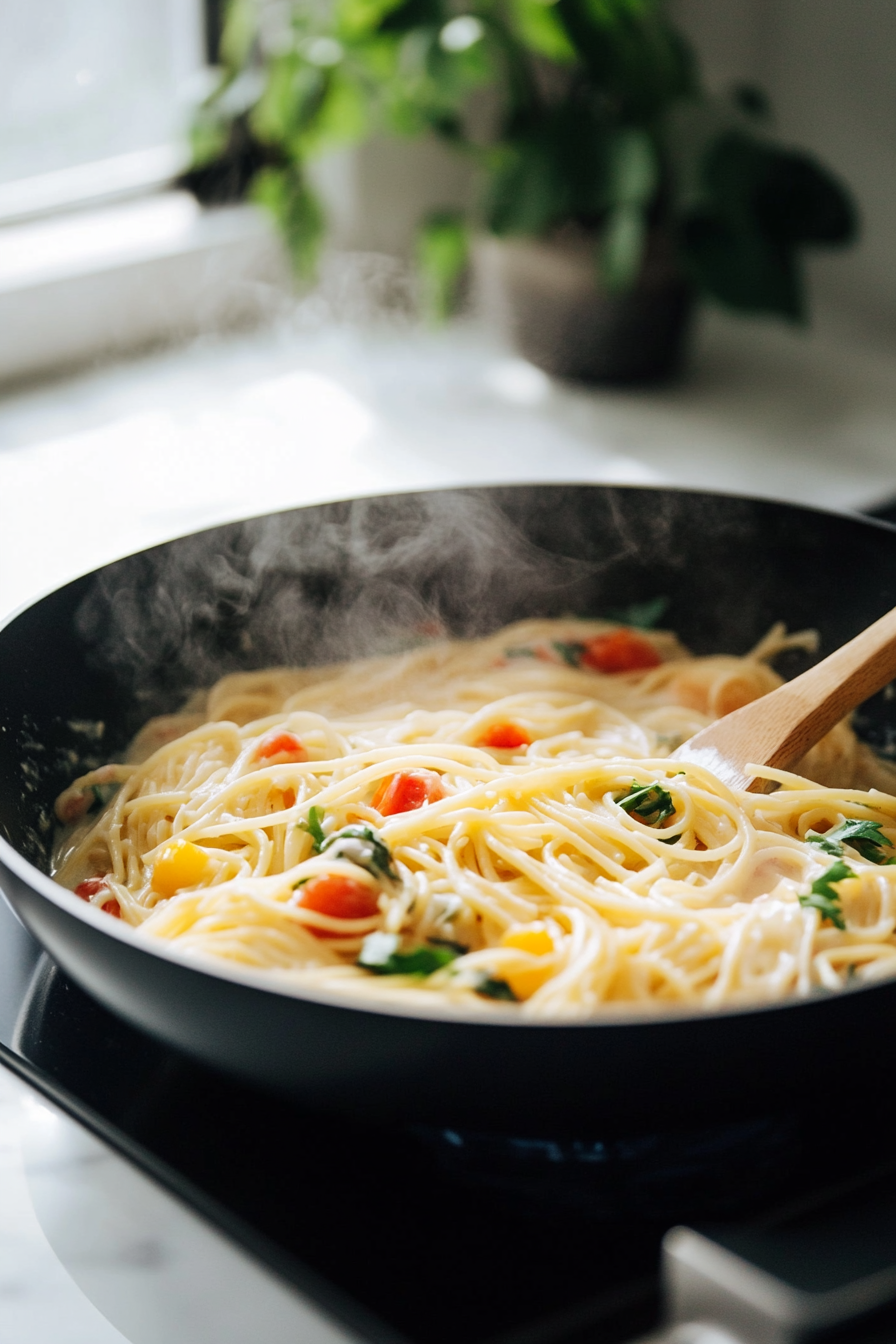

left=1, top=308, right=895, bottom=1341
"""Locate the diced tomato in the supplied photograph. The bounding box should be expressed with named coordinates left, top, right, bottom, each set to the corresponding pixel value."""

left=372, top=770, right=444, bottom=816
left=75, top=877, right=108, bottom=899
left=581, top=629, right=661, bottom=674
left=74, top=877, right=120, bottom=918
left=254, top=732, right=307, bottom=764
left=477, top=722, right=531, bottom=750
left=296, top=874, right=381, bottom=935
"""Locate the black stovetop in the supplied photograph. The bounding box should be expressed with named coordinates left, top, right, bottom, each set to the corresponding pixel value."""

left=3, top=888, right=896, bottom=1344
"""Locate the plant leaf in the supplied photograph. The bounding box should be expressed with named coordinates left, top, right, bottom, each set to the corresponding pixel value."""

left=417, top=209, right=469, bottom=322
left=600, top=202, right=647, bottom=292
left=505, top=0, right=576, bottom=62
left=250, top=164, right=325, bottom=277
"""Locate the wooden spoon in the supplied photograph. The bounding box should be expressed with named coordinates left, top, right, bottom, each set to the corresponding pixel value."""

left=671, top=605, right=896, bottom=792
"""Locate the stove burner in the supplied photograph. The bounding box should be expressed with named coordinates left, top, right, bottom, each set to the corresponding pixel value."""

left=412, top=1115, right=798, bottom=1219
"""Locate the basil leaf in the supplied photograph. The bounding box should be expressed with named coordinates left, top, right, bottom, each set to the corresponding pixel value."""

left=298, top=805, right=326, bottom=853
left=321, top=824, right=399, bottom=882
left=799, top=859, right=855, bottom=930
left=474, top=975, right=518, bottom=1002
left=603, top=597, right=669, bottom=630
left=552, top=641, right=585, bottom=668
left=358, top=932, right=460, bottom=977
left=428, top=936, right=469, bottom=955
left=91, top=783, right=119, bottom=809
left=616, top=780, right=676, bottom=826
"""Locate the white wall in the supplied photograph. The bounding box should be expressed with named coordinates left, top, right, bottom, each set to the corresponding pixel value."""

left=673, top=0, right=896, bottom=341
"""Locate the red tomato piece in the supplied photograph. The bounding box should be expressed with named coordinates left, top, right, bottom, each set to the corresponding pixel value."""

left=74, top=878, right=120, bottom=918
left=372, top=770, right=444, bottom=816
left=581, top=629, right=661, bottom=674
left=254, top=732, right=307, bottom=764
left=477, top=722, right=531, bottom=750
left=296, top=874, right=381, bottom=935
left=75, top=877, right=108, bottom=899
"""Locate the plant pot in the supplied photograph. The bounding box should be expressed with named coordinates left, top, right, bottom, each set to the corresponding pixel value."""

left=473, top=231, right=694, bottom=385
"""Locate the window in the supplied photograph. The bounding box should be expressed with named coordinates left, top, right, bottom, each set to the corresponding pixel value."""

left=0, top=0, right=206, bottom=222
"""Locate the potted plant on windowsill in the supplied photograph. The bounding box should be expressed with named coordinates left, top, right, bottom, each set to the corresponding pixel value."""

left=190, top=0, right=858, bottom=384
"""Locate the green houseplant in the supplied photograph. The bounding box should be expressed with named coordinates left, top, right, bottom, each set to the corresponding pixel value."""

left=190, top=0, right=858, bottom=382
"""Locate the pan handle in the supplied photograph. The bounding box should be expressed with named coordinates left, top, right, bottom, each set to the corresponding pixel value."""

left=659, top=1178, right=896, bottom=1344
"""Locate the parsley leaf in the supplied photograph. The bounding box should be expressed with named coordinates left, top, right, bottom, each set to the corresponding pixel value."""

left=358, top=932, right=461, bottom=977
left=321, top=824, right=399, bottom=882
left=474, top=975, right=518, bottom=1002
left=298, top=805, right=326, bottom=853
left=798, top=860, right=855, bottom=930
left=616, top=780, right=676, bottom=827
left=806, top=819, right=894, bottom=864
left=603, top=596, right=669, bottom=630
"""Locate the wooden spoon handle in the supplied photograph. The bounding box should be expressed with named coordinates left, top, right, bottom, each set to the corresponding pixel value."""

left=674, top=605, right=896, bottom=792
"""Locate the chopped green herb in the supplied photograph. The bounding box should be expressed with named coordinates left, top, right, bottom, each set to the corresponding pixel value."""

left=321, top=825, right=399, bottom=882
left=91, top=783, right=118, bottom=809
left=428, top=936, right=469, bottom=956
left=552, top=641, right=585, bottom=668
left=358, top=932, right=461, bottom=977
left=806, top=819, right=894, bottom=864
left=798, top=860, right=855, bottom=930
left=474, top=975, right=518, bottom=1002
left=298, top=805, right=326, bottom=853
left=505, top=647, right=539, bottom=659
left=603, top=596, right=669, bottom=630
left=616, top=780, right=676, bottom=826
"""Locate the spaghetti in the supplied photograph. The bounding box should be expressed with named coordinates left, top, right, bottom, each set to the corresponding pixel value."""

left=52, top=618, right=896, bottom=1017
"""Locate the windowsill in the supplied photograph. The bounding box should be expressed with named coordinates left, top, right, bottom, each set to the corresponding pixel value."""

left=0, top=192, right=290, bottom=389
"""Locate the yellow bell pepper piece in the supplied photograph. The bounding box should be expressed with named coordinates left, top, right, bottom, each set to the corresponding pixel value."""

left=501, top=922, right=556, bottom=1000
left=151, top=839, right=210, bottom=897
left=501, top=922, right=555, bottom=956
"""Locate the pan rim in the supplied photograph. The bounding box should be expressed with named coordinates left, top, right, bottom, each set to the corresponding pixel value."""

left=0, top=478, right=893, bottom=648
left=2, top=479, right=896, bottom=1033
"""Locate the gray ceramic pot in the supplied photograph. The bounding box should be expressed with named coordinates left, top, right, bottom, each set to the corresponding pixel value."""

left=474, top=231, right=694, bottom=384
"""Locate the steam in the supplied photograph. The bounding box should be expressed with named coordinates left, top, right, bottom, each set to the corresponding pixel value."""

left=74, top=489, right=618, bottom=719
